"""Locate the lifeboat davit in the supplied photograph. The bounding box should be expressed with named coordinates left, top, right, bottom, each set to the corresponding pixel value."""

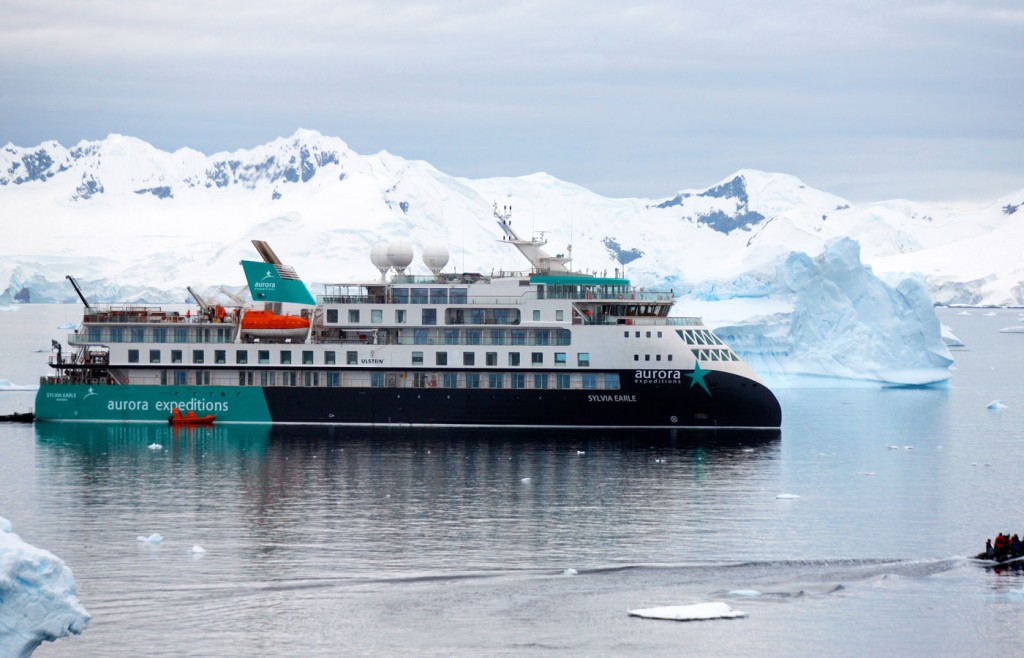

left=240, top=310, right=310, bottom=339
left=169, top=407, right=215, bottom=425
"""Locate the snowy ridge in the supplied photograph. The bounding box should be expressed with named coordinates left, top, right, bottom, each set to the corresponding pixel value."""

left=0, top=517, right=90, bottom=655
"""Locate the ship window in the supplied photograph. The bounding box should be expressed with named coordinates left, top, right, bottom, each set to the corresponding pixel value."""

left=258, top=350, right=270, bottom=364
left=215, top=350, right=226, bottom=364
left=131, top=327, right=145, bottom=342
left=395, top=309, right=407, bottom=324
left=236, top=350, right=248, bottom=364
left=327, top=372, right=341, bottom=387
left=281, top=351, right=292, bottom=365
left=556, top=374, right=571, bottom=389
left=508, top=352, right=520, bottom=366
left=466, top=330, right=481, bottom=345
left=268, top=372, right=277, bottom=386
left=303, top=372, right=312, bottom=386
left=466, top=373, right=481, bottom=388
left=288, top=372, right=297, bottom=386
left=173, top=370, right=187, bottom=385
left=371, top=309, right=383, bottom=324
left=656, top=354, right=661, bottom=361
left=128, top=349, right=139, bottom=363
left=668, top=354, right=673, bottom=361
left=192, top=350, right=204, bottom=364
left=556, top=310, right=564, bottom=322
left=411, top=288, right=429, bottom=304
left=535, top=330, right=550, bottom=346
left=436, top=352, right=448, bottom=366
left=534, top=373, right=548, bottom=389
left=260, top=371, right=268, bottom=386
left=347, top=351, right=357, bottom=365
left=624, top=331, right=629, bottom=338
left=555, top=329, right=571, bottom=346
left=604, top=373, right=620, bottom=389
left=414, top=328, right=429, bottom=344
left=194, top=370, right=202, bottom=385
left=430, top=288, right=448, bottom=304
left=646, top=331, right=651, bottom=338
left=463, top=352, right=475, bottom=366
left=645, top=354, right=651, bottom=361
left=422, top=309, right=437, bottom=325
left=488, top=373, right=504, bottom=389
left=171, top=350, right=182, bottom=364
left=324, top=351, right=336, bottom=365
left=555, top=352, right=567, bottom=366
left=531, top=352, right=543, bottom=365
left=302, top=351, right=314, bottom=365
left=511, top=374, right=526, bottom=389
left=490, top=329, right=506, bottom=345
left=443, top=372, right=458, bottom=387
left=577, top=353, right=590, bottom=367
left=533, top=310, right=541, bottom=321
left=173, top=328, right=186, bottom=342
left=635, top=331, right=640, bottom=338
left=238, top=371, right=246, bottom=386
left=153, top=328, right=167, bottom=343
left=582, top=374, right=597, bottom=390
left=393, top=288, right=409, bottom=304
left=511, top=330, right=526, bottom=346
left=450, top=288, right=467, bottom=303
left=372, top=372, right=385, bottom=387
left=348, top=310, right=360, bottom=323
left=486, top=352, right=497, bottom=366
left=657, top=331, right=663, bottom=338
left=326, top=309, right=338, bottom=323
left=412, top=351, right=424, bottom=365
left=634, top=354, right=639, bottom=361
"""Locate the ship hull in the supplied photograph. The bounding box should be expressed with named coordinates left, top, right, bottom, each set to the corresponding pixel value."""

left=34, top=371, right=780, bottom=429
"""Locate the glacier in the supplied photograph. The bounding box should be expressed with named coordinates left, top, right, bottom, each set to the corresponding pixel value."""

left=0, top=517, right=90, bottom=657
left=1, top=129, right=1007, bottom=385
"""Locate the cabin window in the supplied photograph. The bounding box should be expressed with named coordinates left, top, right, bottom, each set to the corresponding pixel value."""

left=348, top=310, right=360, bottom=323
left=534, top=373, right=549, bottom=389
left=466, top=373, right=481, bottom=388
left=443, top=373, right=459, bottom=388
left=450, top=288, right=467, bottom=303
left=645, top=354, right=651, bottom=361
left=556, top=374, right=571, bottom=389
left=490, top=329, right=506, bottom=345
left=324, top=351, right=336, bottom=365
left=192, top=350, right=205, bottom=364
left=414, top=328, right=429, bottom=345
left=371, top=309, right=383, bottom=324
left=511, top=330, right=526, bottom=346
left=577, top=353, right=590, bottom=367
left=510, top=374, right=526, bottom=389
left=238, top=372, right=246, bottom=386
left=412, top=351, right=424, bottom=365
left=411, top=288, right=429, bottom=304
left=430, top=288, right=448, bottom=304
left=656, top=354, right=661, bottom=361
left=604, top=373, right=620, bottom=389
left=215, top=350, right=226, bottom=364
left=171, top=350, right=182, bottom=364
left=624, top=331, right=629, bottom=338
left=531, top=352, right=543, bottom=365
left=302, top=351, right=314, bottom=365
left=436, top=352, right=448, bottom=366
left=172, top=327, right=186, bottom=342
left=281, top=351, right=292, bottom=365
left=555, top=310, right=564, bottom=322
left=533, top=310, right=541, bottom=321
left=508, top=353, right=520, bottom=366
left=258, top=350, right=270, bottom=364
left=466, top=330, right=481, bottom=345
left=555, top=352, right=567, bottom=366
left=326, top=309, right=338, bottom=323
left=444, top=329, right=459, bottom=345
left=371, top=372, right=385, bottom=387
left=236, top=350, right=248, bottom=365
left=130, top=327, right=145, bottom=342
left=395, top=309, right=407, bottom=324
left=488, top=373, right=504, bottom=389
left=304, top=372, right=312, bottom=387
left=463, top=352, right=475, bottom=366
left=582, top=374, right=598, bottom=390
left=634, top=354, right=639, bottom=361
left=327, top=372, right=341, bottom=387
left=128, top=349, right=139, bottom=363
left=393, top=288, right=409, bottom=304
left=422, top=308, right=437, bottom=325
left=657, top=331, right=663, bottom=338
left=149, top=349, right=161, bottom=363
left=536, top=330, right=550, bottom=345
left=668, top=354, right=673, bottom=361
left=646, top=331, right=651, bottom=338
left=347, top=351, right=357, bottom=365
left=174, top=370, right=188, bottom=385
left=485, top=352, right=498, bottom=366
left=153, top=328, right=167, bottom=343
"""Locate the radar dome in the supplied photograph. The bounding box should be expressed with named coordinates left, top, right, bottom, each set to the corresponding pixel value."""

left=370, top=242, right=391, bottom=279
left=387, top=241, right=414, bottom=272
left=422, top=242, right=450, bottom=274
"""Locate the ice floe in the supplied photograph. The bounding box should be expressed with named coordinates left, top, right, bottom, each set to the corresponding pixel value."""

left=136, top=533, right=163, bottom=544
left=987, top=400, right=1007, bottom=410
left=628, top=602, right=747, bottom=621
left=776, top=493, right=800, bottom=499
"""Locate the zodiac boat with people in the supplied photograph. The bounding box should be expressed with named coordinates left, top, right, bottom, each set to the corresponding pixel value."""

left=34, top=207, right=781, bottom=429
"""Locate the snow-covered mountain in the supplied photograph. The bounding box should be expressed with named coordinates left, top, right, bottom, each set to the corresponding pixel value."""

left=3, top=129, right=1021, bottom=309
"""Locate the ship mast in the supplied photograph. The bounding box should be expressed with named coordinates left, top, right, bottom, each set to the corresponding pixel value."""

left=494, top=203, right=572, bottom=274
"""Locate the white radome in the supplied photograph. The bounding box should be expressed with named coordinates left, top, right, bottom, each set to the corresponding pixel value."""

left=422, top=242, right=450, bottom=274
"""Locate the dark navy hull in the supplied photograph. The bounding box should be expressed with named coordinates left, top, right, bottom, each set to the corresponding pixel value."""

left=263, top=370, right=780, bottom=429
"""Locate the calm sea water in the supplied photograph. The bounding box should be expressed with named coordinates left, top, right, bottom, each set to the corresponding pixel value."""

left=3, top=305, right=1024, bottom=657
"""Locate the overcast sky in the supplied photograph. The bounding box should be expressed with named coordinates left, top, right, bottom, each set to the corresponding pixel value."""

left=2, top=0, right=1021, bottom=204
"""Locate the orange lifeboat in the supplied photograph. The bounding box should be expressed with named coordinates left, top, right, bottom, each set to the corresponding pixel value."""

left=240, top=309, right=310, bottom=339
left=168, top=407, right=215, bottom=425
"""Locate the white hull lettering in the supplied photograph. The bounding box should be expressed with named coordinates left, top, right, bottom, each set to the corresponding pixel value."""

left=634, top=370, right=684, bottom=385
left=587, top=394, right=637, bottom=403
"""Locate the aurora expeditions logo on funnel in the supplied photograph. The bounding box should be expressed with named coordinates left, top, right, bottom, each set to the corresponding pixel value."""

left=241, top=260, right=315, bottom=305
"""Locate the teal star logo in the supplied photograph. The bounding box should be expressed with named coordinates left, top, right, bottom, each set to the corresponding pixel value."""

left=687, top=360, right=712, bottom=396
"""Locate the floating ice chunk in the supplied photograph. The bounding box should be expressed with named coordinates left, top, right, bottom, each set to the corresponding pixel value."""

left=987, top=400, right=1007, bottom=410
left=957, top=310, right=971, bottom=316
left=148, top=443, right=162, bottom=450
left=190, top=545, right=205, bottom=554
left=576, top=450, right=586, bottom=455
left=941, top=324, right=964, bottom=347
left=628, top=602, right=747, bottom=621
left=0, top=516, right=90, bottom=656
left=136, top=533, right=163, bottom=544
left=856, top=472, right=877, bottom=476
left=776, top=493, right=800, bottom=499
left=727, top=590, right=762, bottom=597
left=563, top=568, right=578, bottom=576
left=999, top=326, right=1024, bottom=333
left=886, top=445, right=900, bottom=450
left=521, top=477, right=531, bottom=484
left=983, top=311, right=997, bottom=316
left=904, top=446, right=914, bottom=450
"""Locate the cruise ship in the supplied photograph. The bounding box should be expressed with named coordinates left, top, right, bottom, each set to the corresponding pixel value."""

left=34, top=209, right=781, bottom=429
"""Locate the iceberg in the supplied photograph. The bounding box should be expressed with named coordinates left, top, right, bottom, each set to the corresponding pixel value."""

left=0, top=517, right=90, bottom=656
left=712, top=238, right=953, bottom=387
